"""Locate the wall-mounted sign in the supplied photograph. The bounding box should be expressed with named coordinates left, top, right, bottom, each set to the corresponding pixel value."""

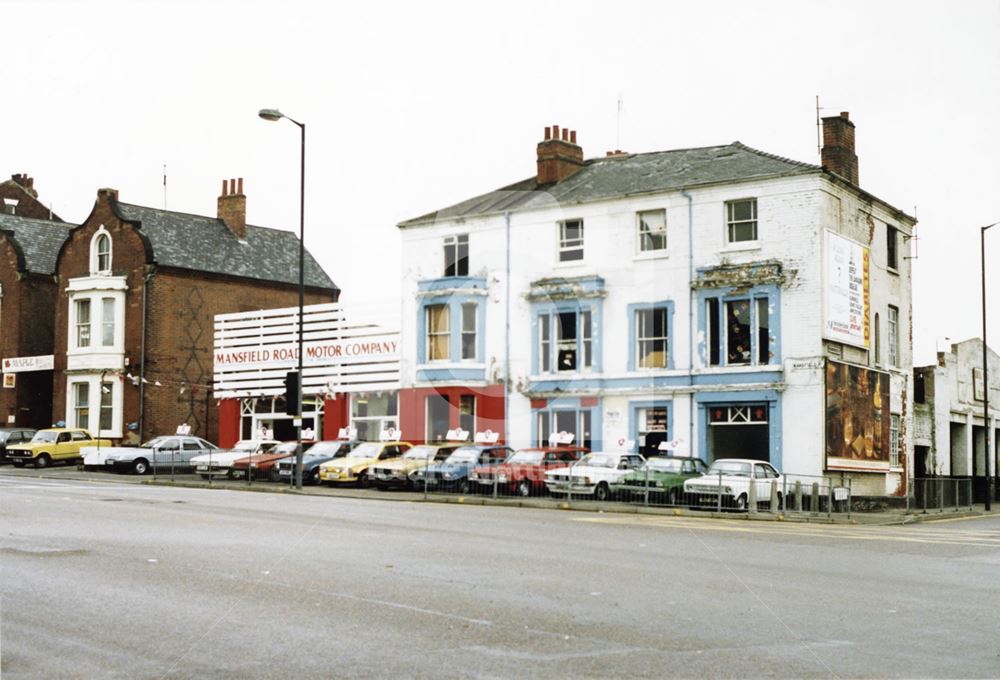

left=2, top=373, right=15, bottom=389
left=214, top=335, right=399, bottom=371
left=2, top=355, right=54, bottom=374
left=973, top=367, right=985, bottom=402
left=824, top=231, right=870, bottom=349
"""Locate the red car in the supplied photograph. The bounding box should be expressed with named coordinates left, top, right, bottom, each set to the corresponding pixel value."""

left=230, top=441, right=313, bottom=481
left=468, top=446, right=587, bottom=497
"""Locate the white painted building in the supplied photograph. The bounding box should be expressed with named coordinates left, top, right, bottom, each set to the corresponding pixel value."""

left=913, top=338, right=999, bottom=501
left=398, top=114, right=916, bottom=496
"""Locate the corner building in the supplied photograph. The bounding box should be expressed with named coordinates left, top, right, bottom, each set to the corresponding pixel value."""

left=398, top=114, right=916, bottom=498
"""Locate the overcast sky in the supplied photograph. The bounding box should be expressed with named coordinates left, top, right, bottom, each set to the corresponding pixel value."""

left=7, top=0, right=999, bottom=364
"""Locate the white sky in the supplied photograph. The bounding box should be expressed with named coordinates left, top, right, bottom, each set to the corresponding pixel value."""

left=7, top=0, right=999, bottom=365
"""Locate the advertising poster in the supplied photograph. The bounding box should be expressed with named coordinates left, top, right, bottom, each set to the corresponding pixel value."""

left=825, top=360, right=891, bottom=472
left=824, top=231, right=870, bottom=348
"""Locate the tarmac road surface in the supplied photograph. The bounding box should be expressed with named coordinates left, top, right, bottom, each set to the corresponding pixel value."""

left=2, top=475, right=1000, bottom=678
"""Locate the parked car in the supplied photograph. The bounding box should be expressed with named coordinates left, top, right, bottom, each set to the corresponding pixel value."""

left=191, top=439, right=280, bottom=479
left=230, top=441, right=314, bottom=482
left=612, top=456, right=709, bottom=504
left=469, top=446, right=587, bottom=496
left=277, top=440, right=358, bottom=485
left=370, top=443, right=460, bottom=490
left=683, top=458, right=784, bottom=510
left=6, top=428, right=112, bottom=468
left=410, top=445, right=512, bottom=494
left=318, top=441, right=411, bottom=487
left=0, top=427, right=36, bottom=463
left=83, top=435, right=219, bottom=475
left=544, top=451, right=645, bottom=501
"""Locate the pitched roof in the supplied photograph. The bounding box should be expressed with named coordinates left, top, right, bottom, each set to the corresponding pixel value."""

left=0, top=213, right=74, bottom=274
left=113, top=202, right=337, bottom=291
left=399, top=142, right=819, bottom=227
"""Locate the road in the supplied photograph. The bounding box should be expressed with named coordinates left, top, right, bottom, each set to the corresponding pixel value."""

left=1, top=473, right=999, bottom=679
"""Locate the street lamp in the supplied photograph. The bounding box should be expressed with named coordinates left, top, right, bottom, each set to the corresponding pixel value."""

left=982, top=221, right=997, bottom=511
left=259, top=107, right=306, bottom=490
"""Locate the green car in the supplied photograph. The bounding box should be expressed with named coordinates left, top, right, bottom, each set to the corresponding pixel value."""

left=613, top=456, right=708, bottom=504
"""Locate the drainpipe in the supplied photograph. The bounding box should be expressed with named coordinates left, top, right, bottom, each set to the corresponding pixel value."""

left=504, top=211, right=511, bottom=448
left=681, top=189, right=695, bottom=458
left=138, top=266, right=155, bottom=441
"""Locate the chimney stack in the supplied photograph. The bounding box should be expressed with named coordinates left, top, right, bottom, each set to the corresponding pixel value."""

left=11, top=173, right=38, bottom=197
left=217, top=177, right=247, bottom=240
left=536, top=125, right=584, bottom=185
left=821, top=111, right=859, bottom=185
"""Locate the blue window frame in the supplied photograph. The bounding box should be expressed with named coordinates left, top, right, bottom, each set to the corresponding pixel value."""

left=532, top=397, right=602, bottom=451
left=627, top=301, right=674, bottom=371
left=533, top=305, right=601, bottom=374
left=416, top=278, right=487, bottom=381
left=697, top=284, right=779, bottom=367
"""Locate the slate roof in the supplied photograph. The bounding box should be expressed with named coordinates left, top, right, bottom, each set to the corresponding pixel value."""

left=399, top=142, right=820, bottom=227
left=113, top=202, right=337, bottom=291
left=0, top=213, right=74, bottom=274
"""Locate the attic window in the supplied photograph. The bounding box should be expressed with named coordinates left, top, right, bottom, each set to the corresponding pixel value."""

left=3, top=198, right=16, bottom=215
left=90, top=227, right=113, bottom=274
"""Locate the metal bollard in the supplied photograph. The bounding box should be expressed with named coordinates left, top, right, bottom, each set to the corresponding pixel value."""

left=716, top=471, right=723, bottom=513
left=954, top=478, right=959, bottom=512
left=810, top=482, right=819, bottom=515
left=769, top=480, right=778, bottom=513
left=170, top=449, right=175, bottom=483
left=748, top=478, right=758, bottom=514
left=794, top=480, right=802, bottom=512
left=644, top=467, right=650, bottom=507
left=827, top=479, right=833, bottom=518
left=492, top=471, right=498, bottom=499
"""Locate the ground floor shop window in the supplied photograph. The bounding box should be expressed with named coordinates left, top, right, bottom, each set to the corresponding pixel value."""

left=537, top=409, right=592, bottom=450
left=351, top=392, right=398, bottom=441
left=68, top=374, right=122, bottom=437
left=459, top=395, right=476, bottom=434
left=426, top=394, right=451, bottom=442
left=635, top=405, right=668, bottom=457
left=73, top=382, right=90, bottom=431
left=240, top=396, right=322, bottom=441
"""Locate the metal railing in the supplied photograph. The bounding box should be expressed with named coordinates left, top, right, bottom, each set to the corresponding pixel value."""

left=909, top=477, right=974, bottom=513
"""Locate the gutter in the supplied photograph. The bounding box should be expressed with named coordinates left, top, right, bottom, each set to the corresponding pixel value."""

left=682, top=189, right=695, bottom=458
left=138, top=266, right=155, bottom=441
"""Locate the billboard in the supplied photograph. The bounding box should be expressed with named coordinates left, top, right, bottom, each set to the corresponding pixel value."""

left=825, top=360, right=891, bottom=472
left=824, top=231, right=870, bottom=348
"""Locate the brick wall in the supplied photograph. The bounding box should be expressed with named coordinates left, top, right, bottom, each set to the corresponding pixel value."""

left=0, top=177, right=62, bottom=221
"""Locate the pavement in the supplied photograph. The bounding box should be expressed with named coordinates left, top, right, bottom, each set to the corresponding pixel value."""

left=1, top=464, right=993, bottom=526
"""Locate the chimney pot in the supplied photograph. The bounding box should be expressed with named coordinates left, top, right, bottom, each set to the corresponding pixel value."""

left=237, top=177, right=243, bottom=195
left=570, top=130, right=577, bottom=144
left=221, top=179, right=228, bottom=196
left=544, top=126, right=551, bottom=140
left=840, top=111, right=850, bottom=119
left=218, top=177, right=247, bottom=240
left=537, top=123, right=584, bottom=185
left=561, top=128, right=568, bottom=141
left=552, top=125, right=560, bottom=140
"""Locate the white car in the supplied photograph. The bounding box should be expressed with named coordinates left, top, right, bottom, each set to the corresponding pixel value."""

left=83, top=435, right=218, bottom=475
left=683, top=458, right=784, bottom=510
left=191, top=439, right=279, bottom=479
left=544, top=451, right=645, bottom=501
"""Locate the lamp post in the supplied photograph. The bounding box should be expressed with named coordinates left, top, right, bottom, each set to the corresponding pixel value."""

left=982, top=221, right=997, bottom=511
left=259, top=108, right=306, bottom=490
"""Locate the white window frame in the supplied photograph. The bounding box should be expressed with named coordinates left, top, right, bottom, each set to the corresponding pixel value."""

left=637, top=209, right=667, bottom=253
left=889, top=413, right=900, bottom=467
left=90, top=226, right=113, bottom=275
left=101, top=297, right=116, bottom=347
left=460, top=302, right=477, bottom=361
left=636, top=307, right=668, bottom=369
left=75, top=299, right=92, bottom=349
left=67, top=374, right=123, bottom=438
left=443, top=234, right=469, bottom=277
left=887, top=305, right=899, bottom=368
left=558, top=219, right=584, bottom=262
left=725, top=198, right=758, bottom=243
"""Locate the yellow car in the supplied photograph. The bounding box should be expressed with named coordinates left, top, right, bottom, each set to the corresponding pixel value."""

left=318, top=441, right=411, bottom=487
left=370, top=443, right=461, bottom=490
left=7, top=428, right=112, bottom=469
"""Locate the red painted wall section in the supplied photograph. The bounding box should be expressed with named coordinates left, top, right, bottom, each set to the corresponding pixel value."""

left=399, top=385, right=506, bottom=445
left=218, top=399, right=240, bottom=448
left=323, top=395, right=349, bottom=440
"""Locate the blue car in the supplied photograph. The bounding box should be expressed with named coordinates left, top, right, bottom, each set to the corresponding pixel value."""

left=410, top=444, right=511, bottom=494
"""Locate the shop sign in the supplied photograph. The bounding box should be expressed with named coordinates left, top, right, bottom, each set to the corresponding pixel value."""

left=214, top=335, right=399, bottom=372
left=2, top=355, right=54, bottom=373
left=474, top=430, right=500, bottom=444
left=446, top=428, right=470, bottom=442
left=379, top=427, right=402, bottom=442
left=824, top=231, right=870, bottom=349
left=825, top=360, right=890, bottom=472
left=338, top=427, right=358, bottom=440
left=3, top=373, right=15, bottom=389
left=548, top=431, right=575, bottom=446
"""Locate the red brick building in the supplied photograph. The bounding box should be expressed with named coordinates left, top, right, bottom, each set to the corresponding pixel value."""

left=52, top=179, right=338, bottom=445
left=1, top=175, right=70, bottom=429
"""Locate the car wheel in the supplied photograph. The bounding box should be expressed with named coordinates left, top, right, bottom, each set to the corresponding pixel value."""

left=594, top=482, right=610, bottom=502
left=358, top=472, right=368, bottom=488
left=457, top=479, right=470, bottom=495
left=667, top=488, right=679, bottom=505
left=516, top=480, right=531, bottom=497
left=269, top=469, right=281, bottom=482
left=308, top=469, right=321, bottom=485
left=133, top=458, right=150, bottom=476
left=35, top=453, right=51, bottom=469
left=775, top=491, right=784, bottom=510
left=734, top=493, right=748, bottom=511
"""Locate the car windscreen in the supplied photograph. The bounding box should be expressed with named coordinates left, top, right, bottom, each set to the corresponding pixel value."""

left=644, top=458, right=684, bottom=473
left=404, top=446, right=440, bottom=459
left=349, top=443, right=381, bottom=458
left=139, top=437, right=169, bottom=449
left=507, top=450, right=544, bottom=465
left=308, top=441, right=349, bottom=456
left=445, top=447, right=480, bottom=464
left=577, top=453, right=618, bottom=468
left=269, top=443, right=298, bottom=456
left=707, top=461, right=752, bottom=476
left=31, top=431, right=58, bottom=443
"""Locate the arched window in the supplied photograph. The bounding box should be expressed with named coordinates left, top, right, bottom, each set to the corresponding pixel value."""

left=91, top=228, right=112, bottom=274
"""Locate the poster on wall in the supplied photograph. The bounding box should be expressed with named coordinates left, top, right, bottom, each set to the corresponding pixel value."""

left=825, top=360, right=891, bottom=472
left=824, top=231, right=870, bottom=349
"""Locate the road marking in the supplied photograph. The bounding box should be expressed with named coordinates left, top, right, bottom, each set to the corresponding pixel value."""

left=571, top=515, right=1000, bottom=548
